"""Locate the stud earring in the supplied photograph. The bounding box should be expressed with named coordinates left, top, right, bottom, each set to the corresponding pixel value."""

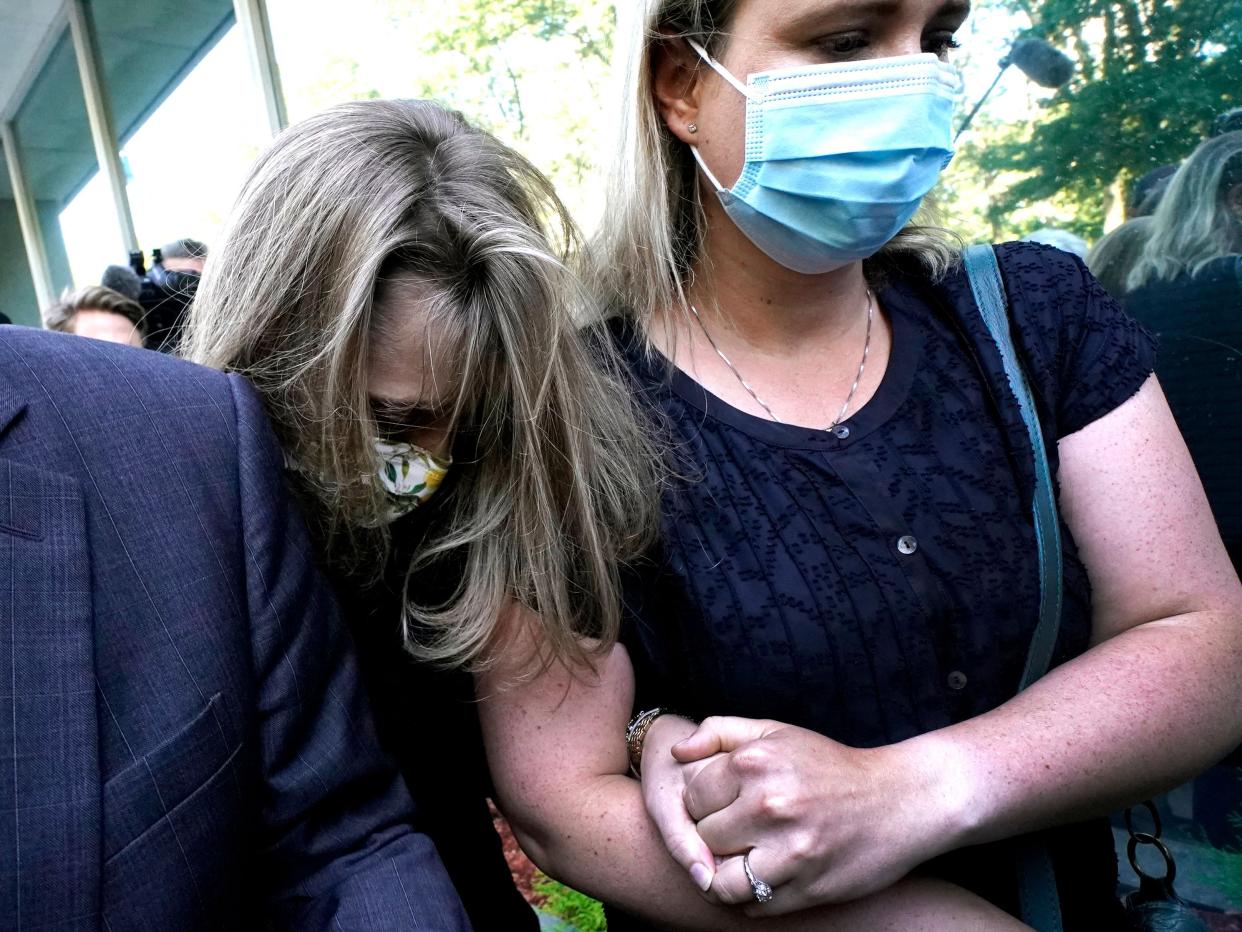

left=688, top=122, right=698, bottom=134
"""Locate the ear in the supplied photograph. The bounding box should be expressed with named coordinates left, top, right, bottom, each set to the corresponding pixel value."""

left=652, top=34, right=703, bottom=146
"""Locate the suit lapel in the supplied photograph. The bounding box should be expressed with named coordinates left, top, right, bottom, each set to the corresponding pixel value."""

left=0, top=457, right=101, bottom=931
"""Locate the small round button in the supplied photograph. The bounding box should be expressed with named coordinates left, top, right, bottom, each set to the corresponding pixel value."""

left=832, top=424, right=851, bottom=439
left=897, top=535, right=918, bottom=555
left=947, top=671, right=968, bottom=691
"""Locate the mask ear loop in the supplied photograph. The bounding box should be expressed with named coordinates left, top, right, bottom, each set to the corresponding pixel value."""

left=689, top=145, right=726, bottom=193
left=685, top=38, right=754, bottom=99
left=683, top=38, right=752, bottom=194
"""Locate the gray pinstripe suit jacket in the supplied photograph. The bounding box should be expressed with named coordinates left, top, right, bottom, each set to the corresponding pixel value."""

left=0, top=327, right=470, bottom=931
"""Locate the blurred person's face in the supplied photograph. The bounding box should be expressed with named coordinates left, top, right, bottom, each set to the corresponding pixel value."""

left=162, top=256, right=205, bottom=274
left=366, top=279, right=458, bottom=459
left=70, top=309, right=143, bottom=348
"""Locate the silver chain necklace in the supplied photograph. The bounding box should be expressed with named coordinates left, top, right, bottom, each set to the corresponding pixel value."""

left=688, top=289, right=874, bottom=431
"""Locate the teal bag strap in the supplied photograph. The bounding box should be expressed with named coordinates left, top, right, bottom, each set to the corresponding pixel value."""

left=962, top=244, right=1064, bottom=688
left=962, top=244, right=1065, bottom=932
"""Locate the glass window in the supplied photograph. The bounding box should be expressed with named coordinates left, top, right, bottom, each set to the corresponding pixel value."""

left=57, top=0, right=266, bottom=275
left=11, top=28, right=98, bottom=296
left=110, top=25, right=270, bottom=254
left=0, top=144, right=41, bottom=327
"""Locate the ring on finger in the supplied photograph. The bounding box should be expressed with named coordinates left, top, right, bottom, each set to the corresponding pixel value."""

left=742, top=850, right=775, bottom=904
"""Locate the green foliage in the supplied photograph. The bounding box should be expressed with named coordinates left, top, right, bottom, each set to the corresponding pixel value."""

left=533, top=872, right=607, bottom=932
left=978, top=0, right=1242, bottom=238
left=421, top=0, right=613, bottom=71
left=283, top=0, right=616, bottom=224
left=403, top=0, right=616, bottom=225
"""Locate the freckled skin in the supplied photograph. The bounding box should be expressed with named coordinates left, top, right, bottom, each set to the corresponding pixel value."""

left=480, top=0, right=1242, bottom=926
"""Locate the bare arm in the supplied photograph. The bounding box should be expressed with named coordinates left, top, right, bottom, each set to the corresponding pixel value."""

left=923, top=374, right=1242, bottom=840
left=477, top=613, right=1025, bottom=930
left=664, top=376, right=1242, bottom=915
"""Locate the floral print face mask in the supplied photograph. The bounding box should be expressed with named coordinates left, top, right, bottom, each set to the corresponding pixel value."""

left=373, top=439, right=452, bottom=523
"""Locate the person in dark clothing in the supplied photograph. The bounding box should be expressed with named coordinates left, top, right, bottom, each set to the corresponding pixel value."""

left=0, top=325, right=469, bottom=931
left=1213, top=107, right=1242, bottom=138
left=334, top=502, right=535, bottom=929
left=1129, top=164, right=1178, bottom=218
left=183, top=98, right=659, bottom=930
left=480, top=2, right=1242, bottom=930
left=1126, top=254, right=1242, bottom=568
left=1125, top=132, right=1242, bottom=569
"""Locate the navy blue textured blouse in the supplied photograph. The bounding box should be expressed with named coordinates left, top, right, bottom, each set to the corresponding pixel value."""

left=611, top=242, right=1156, bottom=928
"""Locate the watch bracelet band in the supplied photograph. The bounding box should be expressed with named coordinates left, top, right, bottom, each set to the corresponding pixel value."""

left=625, top=707, right=681, bottom=777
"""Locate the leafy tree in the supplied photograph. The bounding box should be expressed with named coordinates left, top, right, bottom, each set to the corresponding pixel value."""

left=276, top=0, right=617, bottom=227
left=404, top=0, right=617, bottom=226
left=977, top=0, right=1242, bottom=237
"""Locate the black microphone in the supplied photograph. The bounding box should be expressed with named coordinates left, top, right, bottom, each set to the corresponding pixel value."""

left=956, top=37, right=1075, bottom=140
left=102, top=264, right=144, bottom=302
left=1005, top=38, right=1075, bottom=89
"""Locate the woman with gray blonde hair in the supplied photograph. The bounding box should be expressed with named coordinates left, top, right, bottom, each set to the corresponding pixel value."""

left=185, top=97, right=658, bottom=929
left=1127, top=131, right=1242, bottom=292
left=481, top=1, right=1242, bottom=929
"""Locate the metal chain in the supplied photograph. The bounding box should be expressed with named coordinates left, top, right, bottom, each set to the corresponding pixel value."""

left=688, top=289, right=874, bottom=431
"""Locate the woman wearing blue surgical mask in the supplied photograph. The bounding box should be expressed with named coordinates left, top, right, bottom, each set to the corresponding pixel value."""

left=185, top=99, right=659, bottom=931
left=480, top=1, right=1242, bottom=929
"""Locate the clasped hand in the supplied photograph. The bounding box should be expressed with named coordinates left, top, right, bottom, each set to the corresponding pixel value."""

left=642, top=716, right=958, bottom=917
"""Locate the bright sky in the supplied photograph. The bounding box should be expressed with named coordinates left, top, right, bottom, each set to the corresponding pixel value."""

left=59, top=26, right=268, bottom=285
left=58, top=0, right=1037, bottom=287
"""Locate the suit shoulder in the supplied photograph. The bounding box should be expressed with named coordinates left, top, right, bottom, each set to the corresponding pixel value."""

left=1, top=326, right=234, bottom=408
left=0, top=326, right=244, bottom=453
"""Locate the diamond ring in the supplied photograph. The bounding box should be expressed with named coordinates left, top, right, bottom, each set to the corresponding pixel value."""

left=742, top=850, right=774, bottom=904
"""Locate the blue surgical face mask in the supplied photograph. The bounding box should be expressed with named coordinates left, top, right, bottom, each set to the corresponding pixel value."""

left=687, top=40, right=960, bottom=274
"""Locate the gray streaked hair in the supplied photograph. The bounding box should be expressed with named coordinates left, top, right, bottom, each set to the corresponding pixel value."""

left=184, top=98, right=658, bottom=672
left=1128, top=131, right=1242, bottom=291
left=594, top=0, right=960, bottom=332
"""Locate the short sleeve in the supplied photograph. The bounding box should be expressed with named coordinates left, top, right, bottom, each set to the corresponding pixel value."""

left=995, top=242, right=1157, bottom=440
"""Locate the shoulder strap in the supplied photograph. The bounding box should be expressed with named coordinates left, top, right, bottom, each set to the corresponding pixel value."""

left=962, top=244, right=1065, bottom=932
left=962, top=244, right=1064, bottom=689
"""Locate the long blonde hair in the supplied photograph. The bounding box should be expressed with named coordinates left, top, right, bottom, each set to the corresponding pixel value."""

left=595, top=0, right=960, bottom=329
left=1128, top=131, right=1242, bottom=291
left=185, top=99, right=658, bottom=671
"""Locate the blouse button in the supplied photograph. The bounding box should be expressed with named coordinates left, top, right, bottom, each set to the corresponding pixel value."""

left=832, top=424, right=851, bottom=439
left=897, top=535, right=919, bottom=555
left=947, top=671, right=969, bottom=691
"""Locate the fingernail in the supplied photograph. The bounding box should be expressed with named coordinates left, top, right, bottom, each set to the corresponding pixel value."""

left=690, top=863, right=713, bottom=892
